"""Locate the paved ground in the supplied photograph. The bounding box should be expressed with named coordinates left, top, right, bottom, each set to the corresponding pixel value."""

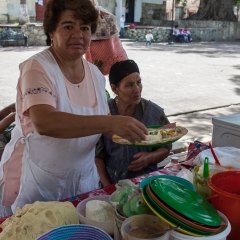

left=0, top=42, right=240, bottom=153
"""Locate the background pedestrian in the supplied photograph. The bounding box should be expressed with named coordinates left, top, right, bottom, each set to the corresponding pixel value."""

left=120, top=15, right=125, bottom=38
left=145, top=30, right=153, bottom=46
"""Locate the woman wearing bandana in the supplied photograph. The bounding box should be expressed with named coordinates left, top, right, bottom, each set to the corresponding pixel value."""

left=95, top=60, right=172, bottom=187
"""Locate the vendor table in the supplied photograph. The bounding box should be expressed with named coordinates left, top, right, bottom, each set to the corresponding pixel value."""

left=0, top=167, right=179, bottom=232
left=64, top=167, right=177, bottom=207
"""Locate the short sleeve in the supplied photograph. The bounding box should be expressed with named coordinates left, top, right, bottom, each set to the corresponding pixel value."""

left=159, top=111, right=170, bottom=126
left=95, top=135, right=106, bottom=160
left=19, top=60, right=57, bottom=115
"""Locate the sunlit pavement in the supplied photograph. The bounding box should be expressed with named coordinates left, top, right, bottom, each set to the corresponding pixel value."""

left=1, top=42, right=240, bottom=152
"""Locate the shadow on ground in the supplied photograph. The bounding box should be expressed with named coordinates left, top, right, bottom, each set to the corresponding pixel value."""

left=0, top=46, right=47, bottom=52
left=124, top=42, right=240, bottom=58
left=229, top=65, right=240, bottom=95
left=169, top=104, right=240, bottom=139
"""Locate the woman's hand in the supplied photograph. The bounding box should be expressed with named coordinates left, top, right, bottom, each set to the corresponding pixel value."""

left=128, top=152, right=150, bottom=172
left=0, top=103, right=16, bottom=121
left=109, top=116, right=148, bottom=144
left=128, top=147, right=170, bottom=172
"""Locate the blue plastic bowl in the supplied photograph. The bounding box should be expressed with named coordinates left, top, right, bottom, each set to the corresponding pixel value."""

left=36, top=224, right=113, bottom=240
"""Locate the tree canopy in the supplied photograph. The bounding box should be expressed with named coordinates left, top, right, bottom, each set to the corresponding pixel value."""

left=177, top=0, right=240, bottom=6
left=176, top=0, right=238, bottom=21
left=233, top=0, right=240, bottom=5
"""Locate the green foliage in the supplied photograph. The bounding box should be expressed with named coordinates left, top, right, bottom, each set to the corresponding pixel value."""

left=176, top=0, right=191, bottom=7
left=233, top=0, right=240, bottom=6
left=181, top=0, right=188, bottom=7
left=177, top=0, right=240, bottom=6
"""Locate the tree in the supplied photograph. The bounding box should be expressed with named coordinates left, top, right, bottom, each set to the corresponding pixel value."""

left=177, top=0, right=238, bottom=21
left=233, top=0, right=240, bottom=20
left=19, top=0, right=29, bottom=25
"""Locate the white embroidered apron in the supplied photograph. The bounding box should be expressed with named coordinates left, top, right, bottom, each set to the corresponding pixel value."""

left=0, top=49, right=108, bottom=213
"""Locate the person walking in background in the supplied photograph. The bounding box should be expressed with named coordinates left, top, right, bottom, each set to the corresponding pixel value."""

left=181, top=26, right=192, bottom=43
left=120, top=15, right=125, bottom=38
left=173, top=25, right=186, bottom=43
left=145, top=30, right=153, bottom=46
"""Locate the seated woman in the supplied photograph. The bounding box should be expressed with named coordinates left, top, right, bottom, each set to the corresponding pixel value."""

left=95, top=60, right=172, bottom=187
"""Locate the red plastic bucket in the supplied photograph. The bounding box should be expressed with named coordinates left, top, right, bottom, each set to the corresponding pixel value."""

left=207, top=171, right=240, bottom=240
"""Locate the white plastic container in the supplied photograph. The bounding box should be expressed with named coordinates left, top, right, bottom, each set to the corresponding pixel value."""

left=114, top=208, right=126, bottom=240
left=212, top=114, right=240, bottom=148
left=121, top=214, right=170, bottom=240
left=76, top=195, right=114, bottom=236
left=169, top=211, right=231, bottom=240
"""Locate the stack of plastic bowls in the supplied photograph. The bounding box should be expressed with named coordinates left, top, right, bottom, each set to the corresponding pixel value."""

left=140, top=176, right=230, bottom=238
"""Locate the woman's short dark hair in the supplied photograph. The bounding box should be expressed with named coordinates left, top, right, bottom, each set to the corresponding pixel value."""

left=43, top=0, right=98, bottom=46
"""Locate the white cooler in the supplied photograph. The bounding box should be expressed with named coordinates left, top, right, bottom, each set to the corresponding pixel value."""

left=212, top=114, right=240, bottom=148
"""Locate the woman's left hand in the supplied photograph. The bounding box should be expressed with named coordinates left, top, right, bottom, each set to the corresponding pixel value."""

left=128, top=152, right=150, bottom=172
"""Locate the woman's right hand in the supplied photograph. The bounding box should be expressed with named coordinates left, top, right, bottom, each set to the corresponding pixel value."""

left=109, top=116, right=148, bottom=144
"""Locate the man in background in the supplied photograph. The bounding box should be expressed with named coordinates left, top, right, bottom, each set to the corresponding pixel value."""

left=120, top=15, right=125, bottom=38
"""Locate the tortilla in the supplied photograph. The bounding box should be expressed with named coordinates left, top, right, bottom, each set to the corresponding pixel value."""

left=112, top=126, right=188, bottom=146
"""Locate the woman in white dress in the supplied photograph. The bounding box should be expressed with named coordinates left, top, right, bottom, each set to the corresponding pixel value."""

left=0, top=0, right=147, bottom=217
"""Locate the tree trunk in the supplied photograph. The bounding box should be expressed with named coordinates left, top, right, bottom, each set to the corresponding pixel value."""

left=19, top=0, right=29, bottom=25
left=187, top=0, right=237, bottom=21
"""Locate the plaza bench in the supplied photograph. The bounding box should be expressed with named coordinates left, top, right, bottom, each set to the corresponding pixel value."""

left=0, top=28, right=28, bottom=47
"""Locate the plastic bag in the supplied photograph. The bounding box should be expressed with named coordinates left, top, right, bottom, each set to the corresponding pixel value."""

left=193, top=164, right=226, bottom=198
left=109, top=180, right=138, bottom=207
left=176, top=168, right=193, bottom=184
left=185, top=141, right=209, bottom=162
left=193, top=147, right=240, bottom=169
left=111, top=186, right=151, bottom=218
left=115, top=179, right=138, bottom=190
left=119, top=186, right=151, bottom=218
